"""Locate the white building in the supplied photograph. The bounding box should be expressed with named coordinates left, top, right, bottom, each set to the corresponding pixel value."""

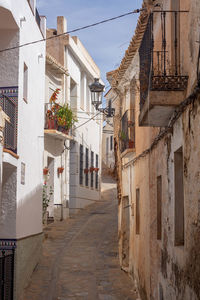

left=0, top=0, right=46, bottom=298
left=102, top=89, right=115, bottom=171
left=45, top=17, right=103, bottom=214
left=44, top=52, right=71, bottom=222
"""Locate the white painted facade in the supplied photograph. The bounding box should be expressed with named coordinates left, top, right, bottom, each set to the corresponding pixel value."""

left=65, top=33, right=103, bottom=213
left=102, top=121, right=115, bottom=170
left=44, top=53, right=70, bottom=221
left=0, top=1, right=46, bottom=298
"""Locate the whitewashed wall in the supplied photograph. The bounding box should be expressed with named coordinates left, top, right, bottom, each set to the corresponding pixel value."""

left=0, top=0, right=46, bottom=239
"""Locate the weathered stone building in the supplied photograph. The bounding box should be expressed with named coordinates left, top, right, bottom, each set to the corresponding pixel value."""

left=107, top=0, right=200, bottom=299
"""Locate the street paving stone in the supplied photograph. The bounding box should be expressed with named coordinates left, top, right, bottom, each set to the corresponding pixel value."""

left=23, top=177, right=139, bottom=300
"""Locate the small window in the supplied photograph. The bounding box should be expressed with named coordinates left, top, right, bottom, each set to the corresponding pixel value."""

left=23, top=63, right=28, bottom=102
left=136, top=188, right=140, bottom=235
left=110, top=135, right=113, bottom=151
left=157, top=176, right=162, bottom=240
left=79, top=145, right=83, bottom=185
left=174, top=147, right=184, bottom=246
left=106, top=137, right=109, bottom=154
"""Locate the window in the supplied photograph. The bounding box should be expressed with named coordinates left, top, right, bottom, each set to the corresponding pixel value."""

left=110, top=135, right=113, bottom=151
left=79, top=145, right=83, bottom=185
left=174, top=147, right=184, bottom=246
left=85, top=148, right=89, bottom=187
left=80, top=73, right=85, bottom=110
left=106, top=137, right=109, bottom=154
left=23, top=63, right=28, bottom=102
left=121, top=109, right=135, bottom=153
left=95, top=154, right=99, bottom=189
left=157, top=176, right=162, bottom=240
left=136, top=188, right=140, bottom=235
left=91, top=151, right=94, bottom=188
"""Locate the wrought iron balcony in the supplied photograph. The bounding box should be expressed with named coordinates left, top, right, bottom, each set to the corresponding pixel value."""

left=139, top=12, right=188, bottom=126
left=120, top=109, right=135, bottom=154
left=0, top=87, right=18, bottom=154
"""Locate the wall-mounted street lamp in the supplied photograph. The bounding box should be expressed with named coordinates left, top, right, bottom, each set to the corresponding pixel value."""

left=89, top=78, right=115, bottom=117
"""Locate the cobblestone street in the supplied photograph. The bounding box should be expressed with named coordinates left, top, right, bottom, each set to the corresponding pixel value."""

left=23, top=177, right=139, bottom=300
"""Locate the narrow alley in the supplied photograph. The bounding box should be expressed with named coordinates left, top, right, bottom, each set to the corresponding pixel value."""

left=23, top=176, right=139, bottom=300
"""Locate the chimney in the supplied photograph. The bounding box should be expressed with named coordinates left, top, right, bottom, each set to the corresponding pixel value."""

left=57, top=16, right=67, bottom=35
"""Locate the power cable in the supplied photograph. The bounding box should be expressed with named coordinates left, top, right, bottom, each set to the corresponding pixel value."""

left=0, top=8, right=145, bottom=54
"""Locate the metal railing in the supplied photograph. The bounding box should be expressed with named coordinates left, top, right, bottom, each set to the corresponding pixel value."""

left=120, top=109, right=135, bottom=153
left=0, top=88, right=18, bottom=153
left=139, top=12, right=188, bottom=110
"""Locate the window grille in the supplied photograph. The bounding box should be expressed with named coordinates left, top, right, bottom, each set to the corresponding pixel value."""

left=85, top=148, right=89, bottom=186
left=0, top=87, right=18, bottom=154
left=95, top=154, right=99, bottom=189
left=79, top=145, right=83, bottom=185
left=91, top=151, right=94, bottom=188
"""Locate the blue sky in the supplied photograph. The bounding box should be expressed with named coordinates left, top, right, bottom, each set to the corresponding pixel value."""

left=37, top=0, right=143, bottom=95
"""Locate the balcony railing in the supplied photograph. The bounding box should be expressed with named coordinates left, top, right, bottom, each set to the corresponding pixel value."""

left=139, top=12, right=188, bottom=110
left=44, top=103, right=70, bottom=136
left=120, top=109, right=135, bottom=153
left=0, top=87, right=18, bottom=153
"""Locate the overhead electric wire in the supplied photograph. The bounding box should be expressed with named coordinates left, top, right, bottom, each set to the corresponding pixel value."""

left=0, top=8, right=145, bottom=54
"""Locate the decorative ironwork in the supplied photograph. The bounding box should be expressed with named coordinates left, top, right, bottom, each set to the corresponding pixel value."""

left=120, top=109, right=135, bottom=153
left=139, top=12, right=189, bottom=110
left=0, top=87, right=18, bottom=153
left=0, top=240, right=16, bottom=300
left=151, top=76, right=189, bottom=91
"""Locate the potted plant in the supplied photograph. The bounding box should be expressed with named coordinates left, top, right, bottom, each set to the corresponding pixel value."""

left=90, top=166, right=95, bottom=172
left=94, top=167, right=99, bottom=172
left=119, top=130, right=127, bottom=141
left=84, top=168, right=89, bottom=174
left=43, top=167, right=49, bottom=175
left=57, top=167, right=64, bottom=174
left=128, top=140, right=134, bottom=148
left=56, top=104, right=77, bottom=133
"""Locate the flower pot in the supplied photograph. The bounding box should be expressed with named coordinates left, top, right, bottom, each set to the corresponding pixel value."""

left=57, top=167, right=64, bottom=174
left=47, top=118, right=57, bottom=130
left=128, top=140, right=134, bottom=149
left=43, top=168, right=49, bottom=175
left=94, top=168, right=99, bottom=172
left=84, top=168, right=89, bottom=174
left=90, top=167, right=95, bottom=172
